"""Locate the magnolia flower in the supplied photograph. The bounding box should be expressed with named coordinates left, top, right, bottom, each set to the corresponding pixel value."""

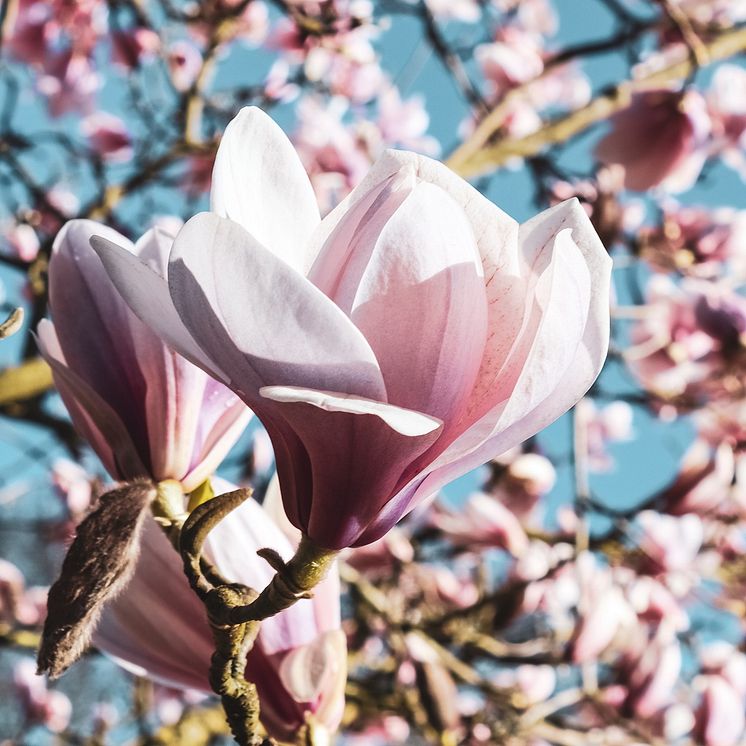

left=595, top=89, right=711, bottom=193
left=428, top=492, right=528, bottom=555
left=81, top=112, right=133, bottom=163
left=37, top=220, right=251, bottom=491
left=94, top=106, right=611, bottom=550
left=95, top=479, right=346, bottom=742
left=13, top=659, right=72, bottom=734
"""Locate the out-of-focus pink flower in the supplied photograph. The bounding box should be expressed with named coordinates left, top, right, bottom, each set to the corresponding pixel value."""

left=476, top=27, right=544, bottom=98
left=264, top=59, right=300, bottom=103
left=345, top=527, right=414, bottom=577
left=376, top=86, right=440, bottom=156
left=627, top=276, right=746, bottom=402
left=37, top=49, right=101, bottom=117
left=236, top=0, right=270, bottom=46
left=6, top=1, right=51, bottom=65
left=707, top=63, right=746, bottom=178
left=429, top=492, right=528, bottom=555
left=37, top=221, right=250, bottom=491
left=37, top=187, right=80, bottom=235
left=576, top=398, right=633, bottom=472
left=637, top=510, right=703, bottom=573
left=0, top=558, right=47, bottom=627
left=424, top=0, right=480, bottom=22
left=696, top=675, right=746, bottom=746
left=95, top=106, right=611, bottom=550
left=271, top=8, right=383, bottom=103
left=494, top=665, right=556, bottom=705
left=489, top=451, right=556, bottom=522
left=700, top=643, right=746, bottom=697
left=293, top=96, right=371, bottom=211
left=51, top=458, right=93, bottom=516
left=595, top=89, right=711, bottom=193
left=549, top=166, right=642, bottom=249
left=570, top=552, right=636, bottom=663
left=81, top=112, right=133, bottom=163
left=5, top=223, right=40, bottom=262
left=13, top=658, right=72, bottom=733
left=167, top=40, right=203, bottom=92
left=344, top=715, right=410, bottom=745
left=96, top=479, right=346, bottom=742
left=408, top=563, right=479, bottom=609
left=624, top=624, right=682, bottom=718
left=662, top=439, right=736, bottom=516
left=111, top=27, right=160, bottom=70
left=494, top=0, right=558, bottom=36
left=640, top=200, right=746, bottom=278
left=695, top=645, right=746, bottom=745
left=627, top=575, right=690, bottom=631
left=180, top=154, right=214, bottom=198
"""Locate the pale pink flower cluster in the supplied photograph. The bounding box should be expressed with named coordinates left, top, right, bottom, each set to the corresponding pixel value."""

left=292, top=89, right=439, bottom=213
left=627, top=276, right=746, bottom=403
left=13, top=658, right=72, bottom=733
left=473, top=7, right=590, bottom=142
left=639, top=200, right=746, bottom=279
left=7, top=0, right=105, bottom=116
left=269, top=0, right=382, bottom=103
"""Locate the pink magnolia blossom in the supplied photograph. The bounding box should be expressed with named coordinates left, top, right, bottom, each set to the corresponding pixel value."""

left=36, top=221, right=250, bottom=491
left=95, top=479, right=346, bottom=742
left=345, top=526, right=414, bottom=577
left=94, top=106, right=611, bottom=550
left=81, top=112, right=133, bottom=163
left=636, top=510, right=703, bottom=574
left=488, top=451, right=556, bottom=522
left=570, top=553, right=636, bottom=663
left=428, top=492, right=528, bottom=555
left=51, top=458, right=93, bottom=516
left=623, top=624, right=682, bottom=718
left=0, top=559, right=47, bottom=627
left=13, top=658, right=72, bottom=733
left=627, top=276, right=746, bottom=402
left=167, top=40, right=203, bottom=92
left=37, top=49, right=101, bottom=117
left=595, top=89, right=711, bottom=193
left=696, top=675, right=746, bottom=746
left=424, top=0, right=480, bottom=22
left=111, top=27, right=161, bottom=70
left=5, top=223, right=40, bottom=262
left=293, top=96, right=372, bottom=212
left=376, top=85, right=440, bottom=156
left=6, top=1, right=51, bottom=65
left=662, top=439, right=736, bottom=516
left=640, top=200, right=746, bottom=278
left=476, top=27, right=544, bottom=98
left=576, top=398, right=633, bottom=472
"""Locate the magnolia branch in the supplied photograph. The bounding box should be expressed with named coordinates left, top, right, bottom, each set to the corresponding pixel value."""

left=447, top=25, right=746, bottom=178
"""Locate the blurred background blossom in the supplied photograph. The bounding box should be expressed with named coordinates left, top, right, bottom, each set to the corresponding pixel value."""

left=2, top=0, right=746, bottom=744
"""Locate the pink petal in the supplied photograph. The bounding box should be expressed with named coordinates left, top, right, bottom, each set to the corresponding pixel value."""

left=407, top=199, right=610, bottom=503
left=50, top=220, right=149, bottom=450
left=167, top=212, right=387, bottom=404
left=258, top=385, right=442, bottom=548
left=90, top=233, right=232, bottom=384
left=210, top=107, right=321, bottom=272
left=37, top=320, right=146, bottom=481
left=343, top=182, right=488, bottom=422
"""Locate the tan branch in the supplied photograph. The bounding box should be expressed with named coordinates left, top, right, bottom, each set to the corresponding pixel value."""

left=447, top=25, right=746, bottom=179
left=0, top=357, right=53, bottom=405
